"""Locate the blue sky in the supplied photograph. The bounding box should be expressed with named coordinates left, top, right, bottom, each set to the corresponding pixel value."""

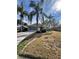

left=17, top=0, right=61, bottom=24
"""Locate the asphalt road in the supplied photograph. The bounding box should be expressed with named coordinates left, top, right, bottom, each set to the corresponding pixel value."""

left=17, top=31, right=35, bottom=45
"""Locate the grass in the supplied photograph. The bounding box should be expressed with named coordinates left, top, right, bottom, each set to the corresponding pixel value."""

left=17, top=33, right=41, bottom=54
left=17, top=39, right=29, bottom=54
left=17, top=31, right=61, bottom=59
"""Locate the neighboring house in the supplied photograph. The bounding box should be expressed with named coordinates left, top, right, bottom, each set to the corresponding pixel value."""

left=28, top=23, right=42, bottom=30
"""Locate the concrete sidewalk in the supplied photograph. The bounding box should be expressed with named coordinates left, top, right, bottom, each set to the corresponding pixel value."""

left=17, top=31, right=35, bottom=45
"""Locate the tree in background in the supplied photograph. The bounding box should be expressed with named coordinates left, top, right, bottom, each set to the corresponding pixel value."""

left=17, top=2, right=28, bottom=31
left=29, top=0, right=45, bottom=31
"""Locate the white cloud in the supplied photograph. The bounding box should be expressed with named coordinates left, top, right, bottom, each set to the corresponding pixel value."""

left=52, top=0, right=61, bottom=11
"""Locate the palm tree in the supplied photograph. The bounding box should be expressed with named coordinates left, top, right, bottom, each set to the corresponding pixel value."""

left=29, top=0, right=45, bottom=31
left=40, top=0, right=44, bottom=25
left=28, top=10, right=36, bottom=25
left=17, top=1, right=29, bottom=31
left=29, top=1, right=40, bottom=31
left=18, top=0, right=50, bottom=31
left=17, top=2, right=24, bottom=31
left=48, top=14, right=59, bottom=30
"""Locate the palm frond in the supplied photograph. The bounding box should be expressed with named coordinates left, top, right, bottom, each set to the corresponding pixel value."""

left=17, top=6, right=23, bottom=13
left=23, top=11, right=28, bottom=16
left=29, top=1, right=36, bottom=8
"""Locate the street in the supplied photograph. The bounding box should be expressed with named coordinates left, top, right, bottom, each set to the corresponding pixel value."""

left=17, top=31, right=35, bottom=45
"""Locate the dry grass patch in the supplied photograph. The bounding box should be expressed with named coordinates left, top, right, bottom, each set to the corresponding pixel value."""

left=19, top=31, right=61, bottom=59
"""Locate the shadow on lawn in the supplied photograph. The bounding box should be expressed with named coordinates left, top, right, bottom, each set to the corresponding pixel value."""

left=18, top=54, right=44, bottom=59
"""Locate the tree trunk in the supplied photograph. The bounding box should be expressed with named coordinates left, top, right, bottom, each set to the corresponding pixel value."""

left=36, top=10, right=39, bottom=31
left=42, top=13, right=44, bottom=24
left=20, top=13, right=23, bottom=32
